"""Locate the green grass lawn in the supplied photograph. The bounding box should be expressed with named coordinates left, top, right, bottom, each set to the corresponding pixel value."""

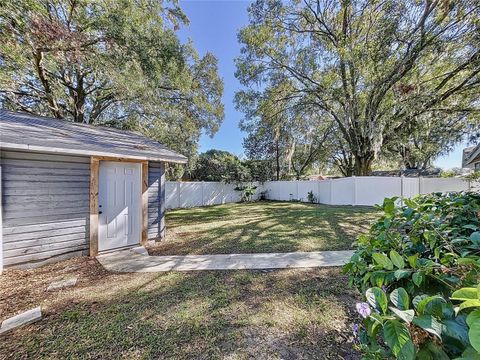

left=148, top=201, right=379, bottom=255
left=0, top=258, right=360, bottom=359
left=0, top=201, right=376, bottom=359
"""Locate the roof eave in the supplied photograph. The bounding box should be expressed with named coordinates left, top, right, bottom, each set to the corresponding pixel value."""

left=0, top=143, right=188, bottom=164
left=465, top=145, right=480, bottom=166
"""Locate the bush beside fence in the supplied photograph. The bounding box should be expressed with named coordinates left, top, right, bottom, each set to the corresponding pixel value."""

left=165, top=177, right=472, bottom=209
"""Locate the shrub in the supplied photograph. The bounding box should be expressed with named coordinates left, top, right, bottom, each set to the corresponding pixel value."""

left=307, top=190, right=317, bottom=203
left=344, top=192, right=480, bottom=359
left=440, top=170, right=456, bottom=178
left=234, top=184, right=257, bottom=202
left=354, top=285, right=480, bottom=359
left=466, top=172, right=480, bottom=182
left=344, top=192, right=480, bottom=296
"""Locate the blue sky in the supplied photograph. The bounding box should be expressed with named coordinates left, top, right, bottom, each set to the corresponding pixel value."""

left=178, top=0, right=250, bottom=157
left=178, top=0, right=467, bottom=170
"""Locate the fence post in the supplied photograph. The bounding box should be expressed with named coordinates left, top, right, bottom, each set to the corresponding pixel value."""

left=177, top=182, right=181, bottom=209
left=317, top=180, right=320, bottom=204
left=352, top=176, right=357, bottom=206
left=400, top=175, right=404, bottom=207
left=418, top=176, right=423, bottom=195
left=201, top=181, right=205, bottom=206
left=330, top=178, right=334, bottom=205
left=296, top=181, right=299, bottom=201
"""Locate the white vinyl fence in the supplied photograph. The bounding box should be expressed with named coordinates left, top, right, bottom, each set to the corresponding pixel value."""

left=165, top=181, right=262, bottom=209
left=262, top=177, right=471, bottom=206
left=166, top=177, right=472, bottom=209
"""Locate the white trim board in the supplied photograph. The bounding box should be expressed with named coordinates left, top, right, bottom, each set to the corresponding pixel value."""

left=0, top=143, right=186, bottom=164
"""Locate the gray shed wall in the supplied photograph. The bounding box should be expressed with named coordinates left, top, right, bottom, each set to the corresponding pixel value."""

left=1, top=151, right=166, bottom=268
left=147, top=162, right=166, bottom=239
left=1, top=151, right=90, bottom=267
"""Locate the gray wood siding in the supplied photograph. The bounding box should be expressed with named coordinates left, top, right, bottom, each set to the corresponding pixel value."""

left=1, top=151, right=90, bottom=267
left=147, top=162, right=165, bottom=239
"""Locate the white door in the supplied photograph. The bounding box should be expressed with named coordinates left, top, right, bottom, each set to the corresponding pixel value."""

left=98, top=161, right=142, bottom=252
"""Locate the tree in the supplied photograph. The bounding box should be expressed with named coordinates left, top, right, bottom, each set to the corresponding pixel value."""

left=243, top=160, right=275, bottom=182
left=388, top=112, right=480, bottom=170
left=242, top=121, right=285, bottom=180
left=236, top=78, right=336, bottom=179
left=236, top=0, right=480, bottom=175
left=285, top=111, right=335, bottom=179
left=0, top=0, right=224, bottom=161
left=189, top=149, right=248, bottom=183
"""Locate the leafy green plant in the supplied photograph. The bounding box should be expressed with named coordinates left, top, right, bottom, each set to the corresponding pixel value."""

left=234, top=184, right=258, bottom=202
left=353, top=284, right=480, bottom=359
left=440, top=170, right=456, bottom=178
left=344, top=192, right=480, bottom=296
left=465, top=172, right=480, bottom=182
left=345, top=192, right=480, bottom=358
left=307, top=190, right=317, bottom=203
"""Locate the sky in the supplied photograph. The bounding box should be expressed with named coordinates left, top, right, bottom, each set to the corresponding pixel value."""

left=178, top=0, right=251, bottom=157
left=178, top=0, right=468, bottom=170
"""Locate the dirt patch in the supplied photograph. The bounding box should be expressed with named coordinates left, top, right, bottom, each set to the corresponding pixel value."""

left=0, top=257, right=108, bottom=319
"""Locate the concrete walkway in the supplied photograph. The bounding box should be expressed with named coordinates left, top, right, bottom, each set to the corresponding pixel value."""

left=96, top=249, right=354, bottom=273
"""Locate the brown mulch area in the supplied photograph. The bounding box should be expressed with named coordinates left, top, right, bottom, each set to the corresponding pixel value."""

left=0, top=257, right=110, bottom=320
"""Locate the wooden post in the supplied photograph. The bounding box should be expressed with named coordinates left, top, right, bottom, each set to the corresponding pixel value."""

left=0, top=162, right=3, bottom=274
left=89, top=157, right=100, bottom=257
left=141, top=161, right=149, bottom=245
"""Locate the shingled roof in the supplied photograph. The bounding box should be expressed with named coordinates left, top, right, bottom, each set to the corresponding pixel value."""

left=463, top=144, right=480, bottom=167
left=0, top=110, right=187, bottom=163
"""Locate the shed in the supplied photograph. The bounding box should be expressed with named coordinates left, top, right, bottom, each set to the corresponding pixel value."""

left=0, top=110, right=187, bottom=272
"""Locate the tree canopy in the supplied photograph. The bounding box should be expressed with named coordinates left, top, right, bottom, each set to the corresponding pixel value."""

left=236, top=0, right=480, bottom=175
left=0, top=0, right=224, bottom=166
left=189, top=149, right=248, bottom=183
left=189, top=149, right=278, bottom=183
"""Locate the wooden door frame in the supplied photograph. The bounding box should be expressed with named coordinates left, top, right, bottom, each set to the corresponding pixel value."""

left=89, top=156, right=148, bottom=256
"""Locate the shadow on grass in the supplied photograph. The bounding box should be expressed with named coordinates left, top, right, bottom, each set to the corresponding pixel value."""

left=1, top=266, right=361, bottom=360
left=152, top=201, right=379, bottom=256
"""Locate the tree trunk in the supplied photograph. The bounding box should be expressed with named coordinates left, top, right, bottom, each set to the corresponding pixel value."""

left=33, top=50, right=62, bottom=118
left=343, top=166, right=354, bottom=177
left=336, top=151, right=355, bottom=176
left=354, top=156, right=374, bottom=176
left=275, top=139, right=280, bottom=181
left=72, top=73, right=86, bottom=123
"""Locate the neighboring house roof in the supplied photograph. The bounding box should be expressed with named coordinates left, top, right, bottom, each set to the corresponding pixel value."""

left=371, top=169, right=441, bottom=177
left=0, top=110, right=187, bottom=164
left=463, top=144, right=480, bottom=167
left=308, top=175, right=328, bottom=181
